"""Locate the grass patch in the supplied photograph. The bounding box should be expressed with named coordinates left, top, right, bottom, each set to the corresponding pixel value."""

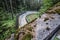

left=26, top=13, right=39, bottom=22
left=0, top=19, right=16, bottom=40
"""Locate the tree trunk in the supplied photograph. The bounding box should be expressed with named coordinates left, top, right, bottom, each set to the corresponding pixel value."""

left=2, top=2, right=5, bottom=11
left=4, top=0, right=9, bottom=12
left=10, top=0, right=14, bottom=19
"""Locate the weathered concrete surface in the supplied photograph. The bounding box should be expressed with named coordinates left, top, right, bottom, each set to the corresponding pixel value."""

left=34, top=13, right=60, bottom=40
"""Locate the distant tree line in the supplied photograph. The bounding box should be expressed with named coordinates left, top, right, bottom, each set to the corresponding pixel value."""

left=0, top=0, right=60, bottom=19
left=0, top=0, right=60, bottom=12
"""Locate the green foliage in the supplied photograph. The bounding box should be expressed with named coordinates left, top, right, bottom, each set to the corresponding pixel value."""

left=39, top=0, right=60, bottom=16
left=0, top=20, right=16, bottom=40
left=0, top=10, right=16, bottom=40
left=54, top=37, right=59, bottom=40
left=39, top=0, right=53, bottom=15
left=0, top=10, right=12, bottom=20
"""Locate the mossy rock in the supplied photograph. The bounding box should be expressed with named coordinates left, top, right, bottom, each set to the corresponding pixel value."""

left=26, top=26, right=33, bottom=31
left=55, top=9, right=60, bottom=14
left=22, top=33, right=33, bottom=40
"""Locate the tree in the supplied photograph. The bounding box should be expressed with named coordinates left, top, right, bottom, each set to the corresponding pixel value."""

left=10, top=0, right=14, bottom=19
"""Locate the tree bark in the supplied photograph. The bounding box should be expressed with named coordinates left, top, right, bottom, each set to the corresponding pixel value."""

left=2, top=2, right=5, bottom=11
left=10, top=0, right=14, bottom=19
left=4, top=0, right=9, bottom=12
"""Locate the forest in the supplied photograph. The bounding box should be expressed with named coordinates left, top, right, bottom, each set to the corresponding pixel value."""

left=0, top=0, right=60, bottom=40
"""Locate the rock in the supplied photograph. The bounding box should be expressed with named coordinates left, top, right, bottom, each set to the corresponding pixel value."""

left=5, top=33, right=14, bottom=40
left=19, top=11, right=38, bottom=27
left=18, top=13, right=60, bottom=40
left=35, top=13, right=60, bottom=40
